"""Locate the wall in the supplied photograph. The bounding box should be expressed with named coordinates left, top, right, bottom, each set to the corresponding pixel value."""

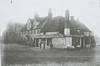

left=52, top=37, right=72, bottom=48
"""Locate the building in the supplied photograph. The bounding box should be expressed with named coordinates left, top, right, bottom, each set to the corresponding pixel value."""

left=20, top=9, right=96, bottom=49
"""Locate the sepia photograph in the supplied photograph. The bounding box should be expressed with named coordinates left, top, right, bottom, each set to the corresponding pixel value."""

left=0, top=0, right=100, bottom=66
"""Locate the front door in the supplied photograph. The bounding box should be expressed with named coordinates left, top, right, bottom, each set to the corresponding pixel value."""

left=40, top=38, right=46, bottom=48
left=72, top=37, right=81, bottom=48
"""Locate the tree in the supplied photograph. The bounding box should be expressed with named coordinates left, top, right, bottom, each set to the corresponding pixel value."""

left=3, top=22, right=24, bottom=44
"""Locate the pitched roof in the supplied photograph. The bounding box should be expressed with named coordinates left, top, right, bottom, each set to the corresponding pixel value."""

left=40, top=16, right=65, bottom=33
left=69, top=20, right=90, bottom=32
left=40, top=16, right=91, bottom=33
left=23, top=16, right=91, bottom=33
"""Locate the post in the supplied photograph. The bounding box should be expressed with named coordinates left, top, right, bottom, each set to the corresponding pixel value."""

left=80, top=37, right=82, bottom=48
left=90, top=37, right=91, bottom=48
left=44, top=39, right=45, bottom=48
left=65, top=37, right=67, bottom=48
left=83, top=38, right=85, bottom=48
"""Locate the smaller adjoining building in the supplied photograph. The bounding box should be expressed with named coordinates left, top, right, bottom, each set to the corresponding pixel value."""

left=20, top=9, right=96, bottom=49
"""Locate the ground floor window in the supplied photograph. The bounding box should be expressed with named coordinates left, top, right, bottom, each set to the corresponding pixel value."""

left=85, top=37, right=91, bottom=44
left=72, top=37, right=80, bottom=45
left=47, top=38, right=52, bottom=46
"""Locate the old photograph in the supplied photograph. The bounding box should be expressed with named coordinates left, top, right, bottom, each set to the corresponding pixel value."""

left=0, top=0, right=100, bottom=66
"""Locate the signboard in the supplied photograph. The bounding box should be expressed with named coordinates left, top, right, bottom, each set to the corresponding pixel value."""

left=64, top=28, right=70, bottom=36
left=65, top=37, right=72, bottom=48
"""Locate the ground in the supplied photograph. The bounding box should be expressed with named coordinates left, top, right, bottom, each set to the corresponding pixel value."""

left=1, top=43, right=100, bottom=66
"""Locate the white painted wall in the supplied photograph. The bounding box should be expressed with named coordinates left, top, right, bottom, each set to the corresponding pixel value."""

left=65, top=37, right=72, bottom=47
left=64, top=28, right=70, bottom=36
left=52, top=37, right=72, bottom=48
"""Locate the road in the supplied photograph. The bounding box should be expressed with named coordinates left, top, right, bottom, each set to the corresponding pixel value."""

left=1, top=43, right=100, bottom=66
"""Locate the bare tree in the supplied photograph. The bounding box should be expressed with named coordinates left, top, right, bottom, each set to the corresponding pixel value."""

left=3, top=22, right=24, bottom=44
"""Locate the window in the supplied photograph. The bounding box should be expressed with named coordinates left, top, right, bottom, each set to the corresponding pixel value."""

left=32, top=30, right=34, bottom=34
left=84, top=32, right=90, bottom=36
left=34, top=30, right=36, bottom=34
left=90, top=32, right=93, bottom=36
left=35, top=30, right=37, bottom=34
left=77, top=29, right=80, bottom=33
left=37, top=29, right=40, bottom=34
left=29, top=31, right=31, bottom=35
left=70, top=29, right=82, bottom=35
left=26, top=31, right=28, bottom=35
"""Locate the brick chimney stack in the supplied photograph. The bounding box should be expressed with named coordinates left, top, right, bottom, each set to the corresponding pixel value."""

left=34, top=13, right=39, bottom=20
left=48, top=8, right=52, bottom=19
left=70, top=16, right=74, bottom=21
left=65, top=10, right=70, bottom=21
left=64, top=10, right=70, bottom=36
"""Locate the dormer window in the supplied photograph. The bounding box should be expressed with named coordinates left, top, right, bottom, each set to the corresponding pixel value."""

left=29, top=31, right=32, bottom=35
left=34, top=30, right=36, bottom=34
left=37, top=29, right=40, bottom=34
left=35, top=30, right=37, bottom=34
left=90, top=32, right=93, bottom=36
left=84, top=32, right=90, bottom=36
left=70, top=29, right=82, bottom=35
left=32, top=19, right=39, bottom=29
left=26, top=31, right=28, bottom=35
left=77, top=29, right=80, bottom=33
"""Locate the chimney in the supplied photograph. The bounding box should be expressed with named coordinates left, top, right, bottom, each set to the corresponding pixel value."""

left=65, top=10, right=70, bottom=21
left=70, top=16, right=74, bottom=21
left=34, top=13, right=39, bottom=20
left=65, top=10, right=70, bottom=28
left=64, top=10, right=70, bottom=36
left=48, top=8, right=52, bottom=19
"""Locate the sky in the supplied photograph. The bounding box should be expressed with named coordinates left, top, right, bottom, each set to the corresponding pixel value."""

left=0, top=0, right=100, bottom=36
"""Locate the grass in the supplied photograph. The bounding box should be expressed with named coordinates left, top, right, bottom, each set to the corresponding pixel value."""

left=2, top=44, right=100, bottom=66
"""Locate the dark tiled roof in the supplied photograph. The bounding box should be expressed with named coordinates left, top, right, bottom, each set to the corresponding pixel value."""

left=40, top=16, right=65, bottom=33
left=69, top=20, right=90, bottom=32
left=23, top=16, right=91, bottom=33
left=40, top=16, right=91, bottom=33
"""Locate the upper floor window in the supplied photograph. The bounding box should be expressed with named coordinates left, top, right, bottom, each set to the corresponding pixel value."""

left=70, top=29, right=82, bottom=35
left=29, top=31, right=32, bottom=35
left=77, top=29, right=80, bottom=33
left=26, top=31, right=28, bottom=35
left=32, top=20, right=39, bottom=29
left=84, top=32, right=90, bottom=36
left=32, top=30, right=34, bottom=34
left=31, top=29, right=40, bottom=35
left=90, top=32, right=93, bottom=36
left=34, top=30, right=36, bottom=34
left=37, top=29, right=40, bottom=34
left=35, top=29, right=37, bottom=34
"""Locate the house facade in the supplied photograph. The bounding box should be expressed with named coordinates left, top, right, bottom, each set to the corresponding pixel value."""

left=20, top=9, right=96, bottom=49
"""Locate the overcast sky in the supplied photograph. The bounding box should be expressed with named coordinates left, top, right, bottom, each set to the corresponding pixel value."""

left=0, top=0, right=100, bottom=36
